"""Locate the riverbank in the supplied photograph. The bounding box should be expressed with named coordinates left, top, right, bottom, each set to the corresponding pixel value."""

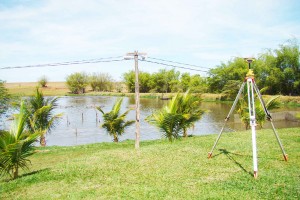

left=5, top=82, right=300, bottom=106
left=1, top=128, right=299, bottom=199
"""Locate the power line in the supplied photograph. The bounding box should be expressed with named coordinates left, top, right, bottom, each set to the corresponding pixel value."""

left=0, top=55, right=210, bottom=73
left=147, top=56, right=211, bottom=70
left=139, top=59, right=209, bottom=73
left=0, top=56, right=128, bottom=70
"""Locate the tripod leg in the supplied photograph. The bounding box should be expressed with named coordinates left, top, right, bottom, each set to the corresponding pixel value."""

left=208, top=82, right=246, bottom=158
left=208, top=123, right=227, bottom=158
left=253, top=82, right=288, bottom=161
left=247, top=79, right=258, bottom=178
left=270, top=121, right=288, bottom=161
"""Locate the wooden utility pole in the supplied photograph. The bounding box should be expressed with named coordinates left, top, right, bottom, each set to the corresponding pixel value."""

left=125, top=51, right=147, bottom=149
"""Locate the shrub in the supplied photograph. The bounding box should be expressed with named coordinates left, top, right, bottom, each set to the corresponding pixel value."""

left=89, top=73, right=113, bottom=92
left=66, top=72, right=89, bottom=94
left=38, top=76, right=48, bottom=87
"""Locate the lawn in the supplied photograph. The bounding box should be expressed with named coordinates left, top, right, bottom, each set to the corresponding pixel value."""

left=0, top=128, right=299, bottom=199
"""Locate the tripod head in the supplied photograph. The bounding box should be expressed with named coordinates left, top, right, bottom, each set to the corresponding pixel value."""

left=244, top=58, right=255, bottom=78
left=244, top=58, right=255, bottom=69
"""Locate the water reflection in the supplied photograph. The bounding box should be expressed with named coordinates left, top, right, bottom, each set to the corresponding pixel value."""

left=1, top=96, right=299, bottom=146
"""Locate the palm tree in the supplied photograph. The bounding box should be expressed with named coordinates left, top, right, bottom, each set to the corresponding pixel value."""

left=27, top=88, right=61, bottom=146
left=146, top=90, right=204, bottom=141
left=146, top=105, right=183, bottom=142
left=175, top=91, right=204, bottom=137
left=0, top=101, right=40, bottom=179
left=255, top=96, right=280, bottom=128
left=97, top=98, right=134, bottom=142
left=237, top=93, right=280, bottom=129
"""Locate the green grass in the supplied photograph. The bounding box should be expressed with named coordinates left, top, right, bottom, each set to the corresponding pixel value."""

left=1, top=128, right=299, bottom=199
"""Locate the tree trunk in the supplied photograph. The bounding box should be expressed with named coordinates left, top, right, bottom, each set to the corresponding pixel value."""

left=113, top=134, right=119, bottom=142
left=40, top=135, right=46, bottom=146
left=13, top=166, right=18, bottom=179
left=183, top=128, right=188, bottom=138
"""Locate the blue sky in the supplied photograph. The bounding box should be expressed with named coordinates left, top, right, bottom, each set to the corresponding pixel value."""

left=0, top=0, right=299, bottom=82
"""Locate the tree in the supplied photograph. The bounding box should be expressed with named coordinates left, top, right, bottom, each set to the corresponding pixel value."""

left=150, top=69, right=180, bottom=93
left=123, top=71, right=135, bottom=93
left=222, top=80, right=241, bottom=100
left=174, top=90, right=204, bottom=137
left=189, top=74, right=208, bottom=93
left=139, top=71, right=152, bottom=93
left=207, top=58, right=248, bottom=93
left=66, top=72, right=89, bottom=94
left=123, top=71, right=152, bottom=93
left=207, top=39, right=300, bottom=95
left=26, top=88, right=61, bottom=146
left=146, top=90, right=204, bottom=141
left=180, top=73, right=191, bottom=92
left=38, top=76, right=48, bottom=88
left=0, top=101, right=40, bottom=179
left=89, top=73, right=113, bottom=92
left=97, top=98, right=134, bottom=142
left=0, top=80, right=10, bottom=116
left=180, top=73, right=207, bottom=93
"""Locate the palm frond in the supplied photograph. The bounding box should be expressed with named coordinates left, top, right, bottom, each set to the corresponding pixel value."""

left=146, top=90, right=204, bottom=140
left=0, top=101, right=40, bottom=179
left=99, top=98, right=134, bottom=142
left=265, top=96, right=281, bottom=110
left=25, top=88, right=62, bottom=146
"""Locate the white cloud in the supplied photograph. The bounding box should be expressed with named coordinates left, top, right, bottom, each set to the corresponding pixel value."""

left=0, top=0, right=299, bottom=82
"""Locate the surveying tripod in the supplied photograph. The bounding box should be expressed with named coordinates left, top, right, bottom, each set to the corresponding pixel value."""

left=207, top=58, right=288, bottom=178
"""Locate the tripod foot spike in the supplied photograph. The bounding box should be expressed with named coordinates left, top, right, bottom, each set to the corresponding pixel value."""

left=208, top=152, right=212, bottom=159
left=254, top=171, right=258, bottom=179
left=283, top=154, right=288, bottom=161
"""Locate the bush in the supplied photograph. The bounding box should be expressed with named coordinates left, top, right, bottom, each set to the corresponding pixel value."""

left=0, top=80, right=10, bottom=116
left=89, top=73, right=113, bottom=92
left=38, top=76, right=48, bottom=87
left=66, top=72, right=89, bottom=94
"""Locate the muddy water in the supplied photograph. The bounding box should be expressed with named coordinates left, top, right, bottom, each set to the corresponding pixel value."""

left=1, top=96, right=299, bottom=146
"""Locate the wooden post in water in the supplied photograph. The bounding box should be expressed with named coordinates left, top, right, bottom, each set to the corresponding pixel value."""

left=96, top=112, right=98, bottom=124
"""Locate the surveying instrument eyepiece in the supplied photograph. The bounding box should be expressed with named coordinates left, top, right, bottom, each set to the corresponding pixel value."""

left=208, top=57, right=288, bottom=179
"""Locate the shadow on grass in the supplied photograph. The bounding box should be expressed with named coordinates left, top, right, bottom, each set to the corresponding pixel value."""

left=218, top=149, right=253, bottom=177
left=1, top=168, right=50, bottom=183
left=19, top=168, right=50, bottom=179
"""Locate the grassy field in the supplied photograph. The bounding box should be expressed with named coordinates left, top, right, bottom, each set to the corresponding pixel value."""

left=0, top=128, right=299, bottom=199
left=4, top=82, right=227, bottom=101
left=4, top=82, right=70, bottom=96
left=5, top=82, right=300, bottom=106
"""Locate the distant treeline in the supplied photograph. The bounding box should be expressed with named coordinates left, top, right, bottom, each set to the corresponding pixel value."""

left=208, top=39, right=300, bottom=97
left=64, top=39, right=299, bottom=97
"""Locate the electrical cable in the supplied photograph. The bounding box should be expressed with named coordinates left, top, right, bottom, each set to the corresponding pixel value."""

left=139, top=59, right=209, bottom=73
left=148, top=56, right=211, bottom=70
left=0, top=56, right=130, bottom=70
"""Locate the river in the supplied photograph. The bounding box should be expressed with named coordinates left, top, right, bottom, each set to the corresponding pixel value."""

left=1, top=96, right=299, bottom=146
